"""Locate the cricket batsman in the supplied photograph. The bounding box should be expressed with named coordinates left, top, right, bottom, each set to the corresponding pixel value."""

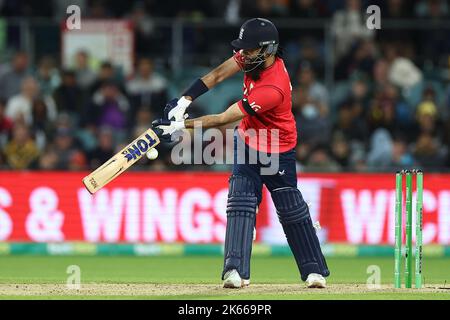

left=152, top=18, right=330, bottom=288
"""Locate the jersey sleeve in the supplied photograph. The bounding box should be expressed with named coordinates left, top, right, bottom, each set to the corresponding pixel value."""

left=237, top=86, right=283, bottom=116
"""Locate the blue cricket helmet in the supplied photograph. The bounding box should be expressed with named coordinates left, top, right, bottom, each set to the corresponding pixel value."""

left=231, top=18, right=279, bottom=55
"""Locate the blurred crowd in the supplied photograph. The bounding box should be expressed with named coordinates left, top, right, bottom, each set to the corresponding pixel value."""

left=1, top=0, right=448, bottom=21
left=0, top=0, right=449, bottom=172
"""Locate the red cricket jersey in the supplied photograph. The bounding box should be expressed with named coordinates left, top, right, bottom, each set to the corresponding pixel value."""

left=236, top=56, right=297, bottom=153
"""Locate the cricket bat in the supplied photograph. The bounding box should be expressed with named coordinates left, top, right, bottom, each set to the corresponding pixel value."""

left=82, top=128, right=160, bottom=194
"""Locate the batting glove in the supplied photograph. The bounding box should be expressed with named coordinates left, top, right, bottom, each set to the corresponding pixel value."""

left=164, top=97, right=191, bottom=122
left=152, top=118, right=185, bottom=142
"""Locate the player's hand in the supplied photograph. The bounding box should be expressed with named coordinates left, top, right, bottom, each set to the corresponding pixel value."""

left=164, top=97, right=191, bottom=121
left=152, top=118, right=185, bottom=142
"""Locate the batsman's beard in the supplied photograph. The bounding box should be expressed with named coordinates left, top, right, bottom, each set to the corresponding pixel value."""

left=245, top=60, right=266, bottom=82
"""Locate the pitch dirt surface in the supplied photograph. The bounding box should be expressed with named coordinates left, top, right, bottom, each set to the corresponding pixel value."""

left=0, top=256, right=449, bottom=299
left=1, top=283, right=449, bottom=299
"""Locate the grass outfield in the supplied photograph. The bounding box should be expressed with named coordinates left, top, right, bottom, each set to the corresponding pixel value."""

left=0, top=256, right=449, bottom=299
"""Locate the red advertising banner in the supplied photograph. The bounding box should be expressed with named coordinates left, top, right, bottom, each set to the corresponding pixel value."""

left=0, top=172, right=449, bottom=244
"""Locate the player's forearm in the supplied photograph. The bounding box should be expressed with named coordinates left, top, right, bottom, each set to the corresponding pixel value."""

left=183, top=58, right=239, bottom=101
left=185, top=114, right=228, bottom=129
left=200, top=69, right=226, bottom=89
left=182, top=103, right=243, bottom=130
left=203, top=57, right=239, bottom=87
left=181, top=73, right=219, bottom=102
